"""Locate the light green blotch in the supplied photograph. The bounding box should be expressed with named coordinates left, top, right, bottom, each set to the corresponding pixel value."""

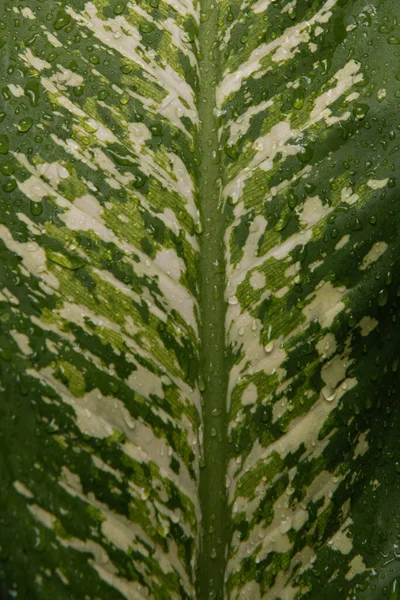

left=59, top=360, right=86, bottom=397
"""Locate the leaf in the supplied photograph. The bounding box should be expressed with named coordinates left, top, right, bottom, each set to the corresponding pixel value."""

left=0, top=1, right=399, bottom=599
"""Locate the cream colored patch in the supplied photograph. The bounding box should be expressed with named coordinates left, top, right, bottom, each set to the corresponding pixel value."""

left=360, top=241, right=388, bottom=270
left=242, top=383, right=258, bottom=406
left=0, top=224, right=59, bottom=290
left=309, top=259, right=323, bottom=271
left=127, top=362, right=164, bottom=400
left=367, top=178, right=388, bottom=190
left=21, top=7, right=36, bottom=19
left=284, top=261, right=300, bottom=278
left=272, top=396, right=288, bottom=423
left=250, top=271, right=265, bottom=290
left=233, top=581, right=261, bottom=600
left=354, top=431, right=369, bottom=458
left=53, top=67, right=84, bottom=88
left=297, top=196, right=330, bottom=228
left=21, top=48, right=51, bottom=71
left=18, top=175, right=49, bottom=203
left=252, top=0, right=273, bottom=14
left=55, top=569, right=69, bottom=585
left=154, top=248, right=183, bottom=280
left=316, top=333, right=337, bottom=358
left=303, top=281, right=346, bottom=329
left=8, top=84, right=24, bottom=97
left=341, top=187, right=359, bottom=205
left=13, top=481, right=34, bottom=499
left=328, top=518, right=353, bottom=554
left=28, top=504, right=54, bottom=529
left=11, top=331, right=32, bottom=355
left=321, top=353, right=351, bottom=389
left=335, top=234, right=350, bottom=250
left=358, top=316, right=378, bottom=337
left=345, top=555, right=368, bottom=580
left=275, top=286, right=289, bottom=299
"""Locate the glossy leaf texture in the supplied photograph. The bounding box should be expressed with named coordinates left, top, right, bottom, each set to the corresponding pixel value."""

left=0, top=1, right=400, bottom=599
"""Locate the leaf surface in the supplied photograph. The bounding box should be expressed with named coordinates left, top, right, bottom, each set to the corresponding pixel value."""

left=0, top=1, right=399, bottom=599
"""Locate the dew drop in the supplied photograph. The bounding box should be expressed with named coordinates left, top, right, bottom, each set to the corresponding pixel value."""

left=322, top=387, right=336, bottom=402
left=378, top=288, right=388, bottom=307
left=17, top=117, right=33, bottom=133
left=113, top=3, right=126, bottom=14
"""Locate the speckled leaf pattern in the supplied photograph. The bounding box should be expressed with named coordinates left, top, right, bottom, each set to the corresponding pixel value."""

left=0, top=1, right=399, bottom=599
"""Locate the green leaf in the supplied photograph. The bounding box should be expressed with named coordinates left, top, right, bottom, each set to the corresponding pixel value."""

left=0, top=1, right=400, bottom=599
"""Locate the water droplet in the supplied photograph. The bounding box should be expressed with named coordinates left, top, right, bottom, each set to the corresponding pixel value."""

left=139, top=22, right=155, bottom=34
left=114, top=2, right=126, bottom=14
left=274, top=215, right=290, bottom=232
left=26, top=242, right=39, bottom=253
left=47, top=250, right=85, bottom=270
left=30, top=201, right=43, bottom=216
left=24, top=79, right=40, bottom=107
left=57, top=165, right=69, bottom=179
left=17, top=117, right=33, bottom=133
left=264, top=341, right=274, bottom=353
left=279, top=517, right=292, bottom=534
left=54, top=11, right=71, bottom=30
left=139, top=488, right=150, bottom=500
left=119, top=92, right=130, bottom=105
left=322, top=387, right=336, bottom=402
left=297, top=144, right=313, bottom=164
left=378, top=288, right=388, bottom=307
left=198, top=375, right=206, bottom=392
left=353, top=103, right=370, bottom=120
left=3, top=179, right=17, bottom=193
left=389, top=577, right=400, bottom=600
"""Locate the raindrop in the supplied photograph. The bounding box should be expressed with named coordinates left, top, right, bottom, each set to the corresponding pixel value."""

left=264, top=341, right=274, bottom=353
left=389, top=577, right=400, bottom=600
left=322, top=387, right=336, bottom=402
left=30, top=201, right=43, bottom=216
left=57, top=165, right=69, bottom=179
left=114, top=2, right=126, bottom=14
left=17, top=117, right=33, bottom=133
left=54, top=11, right=71, bottom=30
left=378, top=288, right=388, bottom=307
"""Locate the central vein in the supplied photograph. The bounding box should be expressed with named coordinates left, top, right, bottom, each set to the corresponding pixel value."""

left=196, top=2, right=230, bottom=599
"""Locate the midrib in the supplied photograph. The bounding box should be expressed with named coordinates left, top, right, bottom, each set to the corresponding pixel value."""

left=196, top=1, right=229, bottom=599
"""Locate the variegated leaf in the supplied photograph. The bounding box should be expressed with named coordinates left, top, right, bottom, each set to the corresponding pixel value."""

left=0, top=1, right=399, bottom=599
